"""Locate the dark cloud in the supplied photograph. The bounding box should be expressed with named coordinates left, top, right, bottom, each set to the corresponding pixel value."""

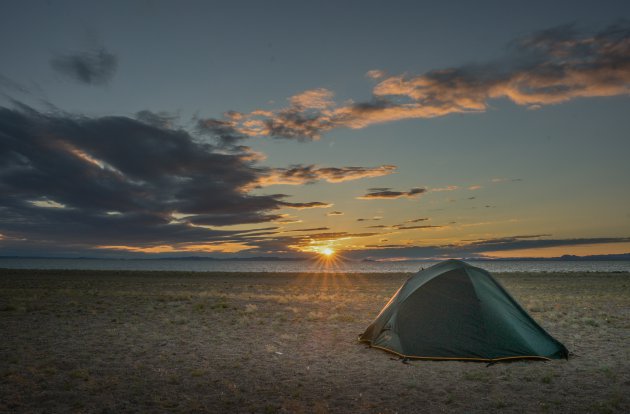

left=491, top=177, right=523, bottom=183
left=281, top=201, right=332, bottom=209
left=262, top=109, right=336, bottom=141
left=0, top=104, right=328, bottom=253
left=364, top=244, right=412, bottom=248
left=510, top=234, right=552, bottom=239
left=326, top=211, right=344, bottom=216
left=274, top=217, right=302, bottom=224
left=186, top=212, right=285, bottom=227
left=357, top=216, right=384, bottom=222
left=405, top=218, right=429, bottom=223
left=357, top=187, right=426, bottom=199
left=136, top=110, right=178, bottom=129
left=50, top=47, right=118, bottom=85
left=196, top=116, right=249, bottom=148
left=394, top=225, right=441, bottom=230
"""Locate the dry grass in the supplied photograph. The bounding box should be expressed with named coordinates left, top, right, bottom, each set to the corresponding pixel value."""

left=1, top=268, right=629, bottom=413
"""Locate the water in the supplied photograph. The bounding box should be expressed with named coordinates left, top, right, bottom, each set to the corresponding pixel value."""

left=1, top=258, right=629, bottom=273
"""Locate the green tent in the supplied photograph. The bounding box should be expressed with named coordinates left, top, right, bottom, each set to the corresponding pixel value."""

left=359, top=259, right=568, bottom=362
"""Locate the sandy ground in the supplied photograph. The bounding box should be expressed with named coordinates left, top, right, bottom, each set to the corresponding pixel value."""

left=1, top=269, right=629, bottom=413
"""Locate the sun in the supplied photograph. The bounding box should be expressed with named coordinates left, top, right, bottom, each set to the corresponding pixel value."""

left=322, top=247, right=334, bottom=257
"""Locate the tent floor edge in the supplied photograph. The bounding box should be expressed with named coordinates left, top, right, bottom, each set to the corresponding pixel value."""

left=359, top=340, right=553, bottom=363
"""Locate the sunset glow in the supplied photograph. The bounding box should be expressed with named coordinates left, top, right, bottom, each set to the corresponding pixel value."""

left=0, top=2, right=628, bottom=260
left=2, top=4, right=630, bottom=414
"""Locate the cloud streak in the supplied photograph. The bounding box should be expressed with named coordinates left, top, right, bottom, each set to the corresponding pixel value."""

left=218, top=23, right=630, bottom=140
left=344, top=236, right=630, bottom=260
left=326, top=211, right=344, bottom=216
left=280, top=201, right=333, bottom=209
left=357, top=187, right=426, bottom=199
left=258, top=164, right=396, bottom=186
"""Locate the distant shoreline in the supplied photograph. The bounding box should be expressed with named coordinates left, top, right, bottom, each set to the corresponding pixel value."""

left=1, top=253, right=629, bottom=262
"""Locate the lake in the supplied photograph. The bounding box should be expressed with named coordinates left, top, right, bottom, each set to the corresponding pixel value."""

left=1, top=258, right=629, bottom=273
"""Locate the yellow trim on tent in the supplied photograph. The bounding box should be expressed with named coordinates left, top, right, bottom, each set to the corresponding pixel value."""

left=358, top=338, right=552, bottom=363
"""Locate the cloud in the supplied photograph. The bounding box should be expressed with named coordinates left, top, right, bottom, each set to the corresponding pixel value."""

left=366, top=70, right=386, bottom=79
left=50, top=47, right=118, bottom=85
left=280, top=201, right=332, bottom=209
left=234, top=230, right=383, bottom=255
left=468, top=185, right=482, bottom=190
left=510, top=234, right=552, bottom=239
left=394, top=225, right=442, bottom=230
left=491, top=177, right=523, bottom=183
left=289, top=88, right=335, bottom=109
left=285, top=227, right=330, bottom=232
left=358, top=216, right=384, bottom=222
left=196, top=115, right=256, bottom=148
left=258, top=164, right=396, bottom=186
left=364, top=220, right=441, bottom=231
left=98, top=242, right=252, bottom=254
left=405, top=218, right=429, bottom=223
left=431, top=185, right=459, bottom=192
left=357, top=187, right=427, bottom=199
left=302, top=232, right=379, bottom=241
left=0, top=104, right=327, bottom=253
left=221, top=23, right=630, bottom=140
left=372, top=23, right=630, bottom=107
left=274, top=217, right=302, bottom=224
left=186, top=212, right=285, bottom=227
left=343, top=236, right=630, bottom=260
left=326, top=211, right=344, bottom=216
left=136, top=110, right=178, bottom=129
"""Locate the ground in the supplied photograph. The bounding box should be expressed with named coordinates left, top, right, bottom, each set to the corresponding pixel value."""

left=1, top=269, right=629, bottom=413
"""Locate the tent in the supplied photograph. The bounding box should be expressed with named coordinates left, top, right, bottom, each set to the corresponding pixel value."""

left=359, top=259, right=568, bottom=362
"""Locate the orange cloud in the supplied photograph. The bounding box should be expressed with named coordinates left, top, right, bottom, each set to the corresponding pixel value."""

left=289, top=88, right=335, bottom=109
left=366, top=69, right=386, bottom=79
left=431, top=185, right=459, bottom=192
left=98, top=242, right=252, bottom=254
left=226, top=23, right=630, bottom=140
left=394, top=225, right=442, bottom=230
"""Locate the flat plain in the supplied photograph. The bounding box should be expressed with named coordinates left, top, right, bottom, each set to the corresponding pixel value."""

left=1, top=269, right=629, bottom=413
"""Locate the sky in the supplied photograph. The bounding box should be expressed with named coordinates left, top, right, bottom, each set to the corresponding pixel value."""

left=1, top=0, right=629, bottom=260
